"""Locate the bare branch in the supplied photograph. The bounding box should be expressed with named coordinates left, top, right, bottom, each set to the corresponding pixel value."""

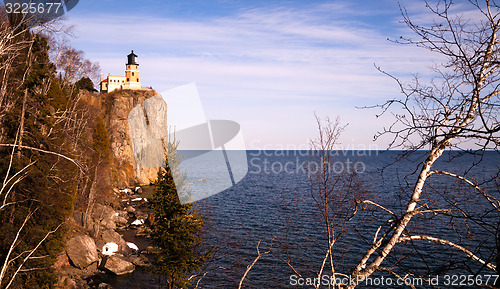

left=238, top=240, right=273, bottom=289
left=399, top=234, right=496, bottom=271
left=429, top=169, right=500, bottom=209
left=5, top=223, right=62, bottom=289
left=0, top=144, right=81, bottom=170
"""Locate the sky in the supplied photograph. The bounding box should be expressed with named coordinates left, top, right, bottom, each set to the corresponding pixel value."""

left=57, top=0, right=474, bottom=150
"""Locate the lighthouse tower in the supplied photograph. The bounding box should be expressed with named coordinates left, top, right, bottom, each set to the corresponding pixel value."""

left=99, top=50, right=144, bottom=93
left=124, top=50, right=141, bottom=89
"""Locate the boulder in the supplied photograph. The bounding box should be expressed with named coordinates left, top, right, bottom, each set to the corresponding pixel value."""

left=66, top=235, right=98, bottom=269
left=58, top=276, right=77, bottom=289
left=101, top=255, right=135, bottom=275
left=100, top=230, right=132, bottom=255
left=93, top=204, right=117, bottom=230
left=135, top=212, right=149, bottom=220
left=135, top=227, right=148, bottom=237
left=71, top=210, right=84, bottom=227
left=52, top=251, right=71, bottom=271
left=93, top=204, right=116, bottom=220
left=115, top=215, right=128, bottom=228
left=117, top=210, right=128, bottom=218
left=101, top=230, right=125, bottom=245
left=128, top=254, right=149, bottom=267
left=98, top=283, right=112, bottom=289
left=144, top=246, right=157, bottom=254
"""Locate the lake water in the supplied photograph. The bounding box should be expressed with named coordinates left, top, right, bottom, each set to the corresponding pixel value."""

left=113, top=150, right=500, bottom=288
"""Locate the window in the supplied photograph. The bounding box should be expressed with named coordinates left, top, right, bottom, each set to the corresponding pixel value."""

left=132, top=72, right=135, bottom=76
left=137, top=78, right=139, bottom=82
left=127, top=78, right=129, bottom=82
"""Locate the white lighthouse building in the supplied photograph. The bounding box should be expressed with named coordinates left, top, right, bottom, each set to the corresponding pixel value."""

left=100, top=50, right=142, bottom=93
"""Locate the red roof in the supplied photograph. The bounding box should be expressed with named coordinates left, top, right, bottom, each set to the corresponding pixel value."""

left=101, top=79, right=108, bottom=82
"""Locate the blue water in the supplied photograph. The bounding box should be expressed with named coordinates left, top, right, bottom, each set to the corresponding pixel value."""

left=114, top=150, right=500, bottom=288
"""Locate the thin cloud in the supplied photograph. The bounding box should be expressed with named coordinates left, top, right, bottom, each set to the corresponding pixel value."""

left=66, top=2, right=442, bottom=148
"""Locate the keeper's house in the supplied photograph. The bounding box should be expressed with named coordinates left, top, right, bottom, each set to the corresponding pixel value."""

left=100, top=50, right=141, bottom=93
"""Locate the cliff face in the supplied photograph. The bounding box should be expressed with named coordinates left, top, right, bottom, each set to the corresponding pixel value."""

left=102, top=89, right=165, bottom=186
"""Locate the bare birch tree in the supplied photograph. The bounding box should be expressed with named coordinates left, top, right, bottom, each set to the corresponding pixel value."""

left=240, top=1, right=500, bottom=288
left=55, top=46, right=100, bottom=89
left=280, top=116, right=370, bottom=289
left=344, top=0, right=500, bottom=287
left=0, top=5, right=92, bottom=287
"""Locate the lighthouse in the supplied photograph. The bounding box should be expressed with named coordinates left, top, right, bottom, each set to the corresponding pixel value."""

left=100, top=50, right=143, bottom=93
left=124, top=50, right=141, bottom=89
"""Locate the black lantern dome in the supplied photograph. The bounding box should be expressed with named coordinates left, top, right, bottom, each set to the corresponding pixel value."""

left=127, top=50, right=138, bottom=65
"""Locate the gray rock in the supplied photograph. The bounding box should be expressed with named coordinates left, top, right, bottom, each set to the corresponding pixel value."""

left=93, top=204, right=116, bottom=220
left=115, top=216, right=128, bottom=228
left=128, top=93, right=168, bottom=168
left=106, top=90, right=160, bottom=185
left=98, top=283, right=112, bottom=289
left=71, top=210, right=84, bottom=227
left=135, top=212, right=149, bottom=220
left=58, top=276, right=77, bottom=289
left=144, top=246, right=157, bottom=254
left=93, top=204, right=117, bottom=230
left=101, top=230, right=125, bottom=245
left=100, top=218, right=116, bottom=230
left=102, top=255, right=135, bottom=275
left=117, top=210, right=128, bottom=218
left=135, top=226, right=148, bottom=237
left=66, top=235, right=98, bottom=269
left=128, top=254, right=149, bottom=267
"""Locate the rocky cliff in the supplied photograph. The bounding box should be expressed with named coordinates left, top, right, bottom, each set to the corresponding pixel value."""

left=101, top=89, right=166, bottom=186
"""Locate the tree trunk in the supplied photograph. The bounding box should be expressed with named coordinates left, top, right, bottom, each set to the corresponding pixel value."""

left=496, top=225, right=500, bottom=288
left=17, top=88, right=27, bottom=160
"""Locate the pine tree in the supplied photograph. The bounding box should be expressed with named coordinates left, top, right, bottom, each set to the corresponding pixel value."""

left=0, top=33, right=77, bottom=288
left=93, top=116, right=111, bottom=161
left=47, top=78, right=67, bottom=111
left=75, top=77, right=97, bottom=92
left=148, top=156, right=212, bottom=289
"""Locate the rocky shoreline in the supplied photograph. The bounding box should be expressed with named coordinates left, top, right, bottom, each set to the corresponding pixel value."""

left=55, top=186, right=154, bottom=289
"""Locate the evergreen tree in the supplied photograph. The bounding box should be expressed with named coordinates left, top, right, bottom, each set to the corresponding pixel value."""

left=47, top=78, right=67, bottom=111
left=93, top=116, right=111, bottom=161
left=0, top=33, right=77, bottom=288
left=148, top=154, right=212, bottom=289
left=75, top=77, right=97, bottom=92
